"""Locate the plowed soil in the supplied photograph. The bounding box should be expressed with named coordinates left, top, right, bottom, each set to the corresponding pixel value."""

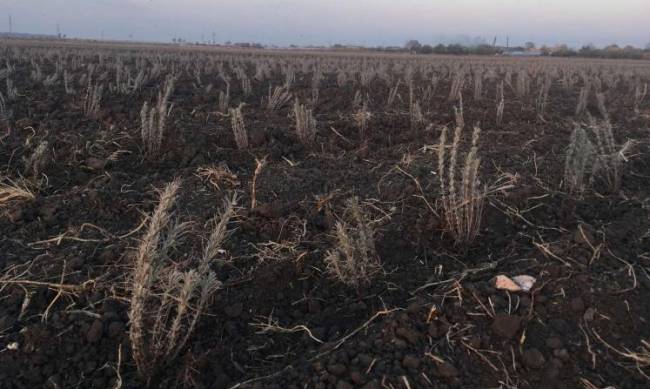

left=1, top=42, right=649, bottom=389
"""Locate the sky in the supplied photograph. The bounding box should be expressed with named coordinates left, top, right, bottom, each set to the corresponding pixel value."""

left=2, top=0, right=649, bottom=48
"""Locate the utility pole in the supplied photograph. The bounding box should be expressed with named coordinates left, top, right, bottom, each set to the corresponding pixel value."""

left=506, top=35, right=509, bottom=49
left=56, top=23, right=61, bottom=39
left=8, top=14, right=12, bottom=34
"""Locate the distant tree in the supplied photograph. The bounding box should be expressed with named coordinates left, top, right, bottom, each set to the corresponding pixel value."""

left=645, top=42, right=650, bottom=51
left=433, top=44, right=447, bottom=54
left=603, top=44, right=622, bottom=58
left=525, top=42, right=536, bottom=50
left=540, top=45, right=551, bottom=56
left=579, top=44, right=597, bottom=57
left=446, top=44, right=466, bottom=55
left=405, top=39, right=422, bottom=52
left=552, top=44, right=577, bottom=57
left=622, top=45, right=643, bottom=59
left=420, top=44, right=434, bottom=54
left=475, top=44, right=501, bottom=55
left=362, top=39, right=645, bottom=60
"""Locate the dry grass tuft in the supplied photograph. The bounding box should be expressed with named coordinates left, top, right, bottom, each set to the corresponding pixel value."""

left=83, top=80, right=104, bottom=117
left=250, top=156, right=267, bottom=209
left=536, top=77, right=552, bottom=120
left=564, top=120, right=632, bottom=194
left=437, top=125, right=486, bottom=244
left=129, top=178, right=183, bottom=380
left=265, top=85, right=292, bottom=112
left=196, top=165, right=240, bottom=190
left=564, top=126, right=594, bottom=195
left=294, top=100, right=317, bottom=146
left=576, top=85, right=589, bottom=117
left=254, top=216, right=306, bottom=264
left=589, top=119, right=631, bottom=193
left=0, top=90, right=6, bottom=120
left=448, top=70, right=465, bottom=101
left=0, top=178, right=35, bottom=207
left=454, top=95, right=465, bottom=130
left=633, top=83, right=647, bottom=115
left=324, top=197, right=381, bottom=287
left=229, top=104, right=248, bottom=150
left=496, top=81, right=505, bottom=127
left=386, top=79, right=401, bottom=108
left=23, top=141, right=49, bottom=180
left=353, top=100, right=371, bottom=141
left=409, top=80, right=425, bottom=130
left=141, top=76, right=175, bottom=159
left=128, top=179, right=228, bottom=384
left=140, top=101, right=162, bottom=158
left=218, top=83, right=230, bottom=114
left=595, top=92, right=609, bottom=121
left=202, top=192, right=238, bottom=266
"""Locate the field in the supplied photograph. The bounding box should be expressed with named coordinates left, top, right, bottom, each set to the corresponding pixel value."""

left=1, top=40, right=649, bottom=389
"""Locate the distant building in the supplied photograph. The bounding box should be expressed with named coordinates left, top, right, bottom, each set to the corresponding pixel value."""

left=504, top=50, right=543, bottom=57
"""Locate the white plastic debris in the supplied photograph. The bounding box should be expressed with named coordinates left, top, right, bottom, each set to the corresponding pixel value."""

left=495, top=275, right=536, bottom=292
left=6, top=342, right=19, bottom=351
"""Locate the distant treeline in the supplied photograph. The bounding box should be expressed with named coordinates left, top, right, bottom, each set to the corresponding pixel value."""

left=4, top=33, right=648, bottom=60
left=365, top=41, right=650, bottom=60
left=547, top=45, right=649, bottom=60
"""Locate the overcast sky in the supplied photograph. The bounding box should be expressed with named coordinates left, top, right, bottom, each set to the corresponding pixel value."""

left=3, top=0, right=649, bottom=48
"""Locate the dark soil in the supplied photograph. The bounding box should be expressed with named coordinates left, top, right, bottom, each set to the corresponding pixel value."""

left=1, top=41, right=649, bottom=389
